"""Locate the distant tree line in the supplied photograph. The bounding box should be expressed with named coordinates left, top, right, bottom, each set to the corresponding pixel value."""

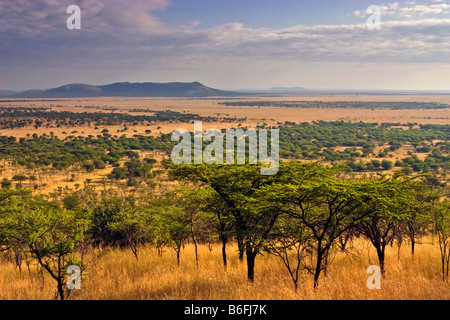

left=219, top=100, right=450, bottom=109
left=0, top=109, right=245, bottom=130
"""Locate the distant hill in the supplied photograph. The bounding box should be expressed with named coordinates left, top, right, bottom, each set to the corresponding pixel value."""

left=5, top=81, right=241, bottom=98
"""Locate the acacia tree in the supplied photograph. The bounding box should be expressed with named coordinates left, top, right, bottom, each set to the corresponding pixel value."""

left=108, top=206, right=153, bottom=260
left=91, top=198, right=125, bottom=247
left=202, top=189, right=234, bottom=270
left=171, top=163, right=279, bottom=282
left=263, top=162, right=382, bottom=289
left=152, top=196, right=190, bottom=266
left=1, top=178, right=12, bottom=189
left=354, top=176, right=412, bottom=276
left=4, top=200, right=90, bottom=300
left=0, top=189, right=31, bottom=272
left=432, top=201, right=450, bottom=281
left=263, top=213, right=312, bottom=291
left=402, top=178, right=439, bottom=257
left=171, top=187, right=210, bottom=268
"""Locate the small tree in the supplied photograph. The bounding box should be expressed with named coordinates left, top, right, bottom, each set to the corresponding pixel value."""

left=171, top=187, right=215, bottom=268
left=0, top=189, right=31, bottom=272
left=4, top=201, right=90, bottom=300
left=153, top=197, right=190, bottom=266
left=1, top=178, right=12, bottom=189
left=264, top=213, right=311, bottom=291
left=202, top=189, right=234, bottom=270
left=91, top=198, right=124, bottom=247
left=402, top=178, right=439, bottom=256
left=82, top=162, right=95, bottom=172
left=12, top=175, right=28, bottom=183
left=381, top=159, right=393, bottom=170
left=371, top=160, right=381, bottom=170
left=432, top=201, right=450, bottom=281
left=355, top=176, right=411, bottom=276
left=93, top=160, right=106, bottom=170
left=63, top=194, right=82, bottom=210
left=108, top=207, right=153, bottom=260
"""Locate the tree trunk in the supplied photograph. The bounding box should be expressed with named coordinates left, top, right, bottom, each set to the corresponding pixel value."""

left=293, top=281, right=298, bottom=293
left=338, top=234, right=348, bottom=252
left=313, top=250, right=323, bottom=290
left=375, top=244, right=386, bottom=276
left=57, top=280, right=65, bottom=300
left=131, top=241, right=139, bottom=260
left=246, top=249, right=257, bottom=282
left=175, top=247, right=181, bottom=266
left=57, top=255, right=64, bottom=300
left=221, top=235, right=228, bottom=270
left=323, top=253, right=329, bottom=277
left=193, top=237, right=199, bottom=269
left=237, top=236, right=245, bottom=263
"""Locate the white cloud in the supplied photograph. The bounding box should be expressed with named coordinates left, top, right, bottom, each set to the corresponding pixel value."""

left=1, top=0, right=450, bottom=89
left=398, top=3, right=450, bottom=17
left=353, top=1, right=450, bottom=18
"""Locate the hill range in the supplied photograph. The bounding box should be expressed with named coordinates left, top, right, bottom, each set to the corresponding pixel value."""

left=1, top=81, right=242, bottom=98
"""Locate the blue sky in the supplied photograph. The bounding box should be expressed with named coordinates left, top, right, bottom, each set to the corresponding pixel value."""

left=154, top=0, right=370, bottom=29
left=1, top=0, right=450, bottom=90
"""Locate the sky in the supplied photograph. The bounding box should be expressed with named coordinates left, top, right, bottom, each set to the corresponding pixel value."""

left=1, top=0, right=450, bottom=91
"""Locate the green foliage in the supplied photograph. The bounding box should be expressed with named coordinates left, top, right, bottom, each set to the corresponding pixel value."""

left=12, top=175, right=28, bottom=182
left=63, top=194, right=82, bottom=210
left=90, top=198, right=125, bottom=246
left=152, top=195, right=191, bottom=264
left=432, top=201, right=450, bottom=281
left=0, top=133, right=174, bottom=170
left=1, top=178, right=12, bottom=189
left=276, top=121, right=449, bottom=172
left=108, top=206, right=153, bottom=260
left=381, top=159, right=394, bottom=170
left=0, top=195, right=90, bottom=299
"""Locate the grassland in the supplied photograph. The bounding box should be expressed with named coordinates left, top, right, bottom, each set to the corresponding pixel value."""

left=1, top=95, right=450, bottom=135
left=0, top=239, right=448, bottom=300
left=0, top=95, right=448, bottom=301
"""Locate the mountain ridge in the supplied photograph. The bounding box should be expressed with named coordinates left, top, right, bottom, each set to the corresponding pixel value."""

left=4, top=81, right=241, bottom=98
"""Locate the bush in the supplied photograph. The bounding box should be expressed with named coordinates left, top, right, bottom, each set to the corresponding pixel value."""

left=63, top=194, right=82, bottom=210
left=82, top=162, right=95, bottom=172
left=93, top=160, right=106, bottom=170
left=381, top=159, right=393, bottom=170
left=1, top=178, right=12, bottom=189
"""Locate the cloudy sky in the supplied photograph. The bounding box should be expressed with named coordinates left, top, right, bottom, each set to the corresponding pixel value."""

left=1, top=0, right=450, bottom=90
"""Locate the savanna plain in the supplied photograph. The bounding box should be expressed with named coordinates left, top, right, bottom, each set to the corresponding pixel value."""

left=0, top=94, right=449, bottom=300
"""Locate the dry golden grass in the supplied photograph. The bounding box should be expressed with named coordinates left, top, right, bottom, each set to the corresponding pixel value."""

left=1, top=239, right=449, bottom=300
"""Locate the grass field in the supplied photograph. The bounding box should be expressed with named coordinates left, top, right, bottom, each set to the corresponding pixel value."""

left=0, top=96, right=448, bottom=300
left=1, top=239, right=449, bottom=300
